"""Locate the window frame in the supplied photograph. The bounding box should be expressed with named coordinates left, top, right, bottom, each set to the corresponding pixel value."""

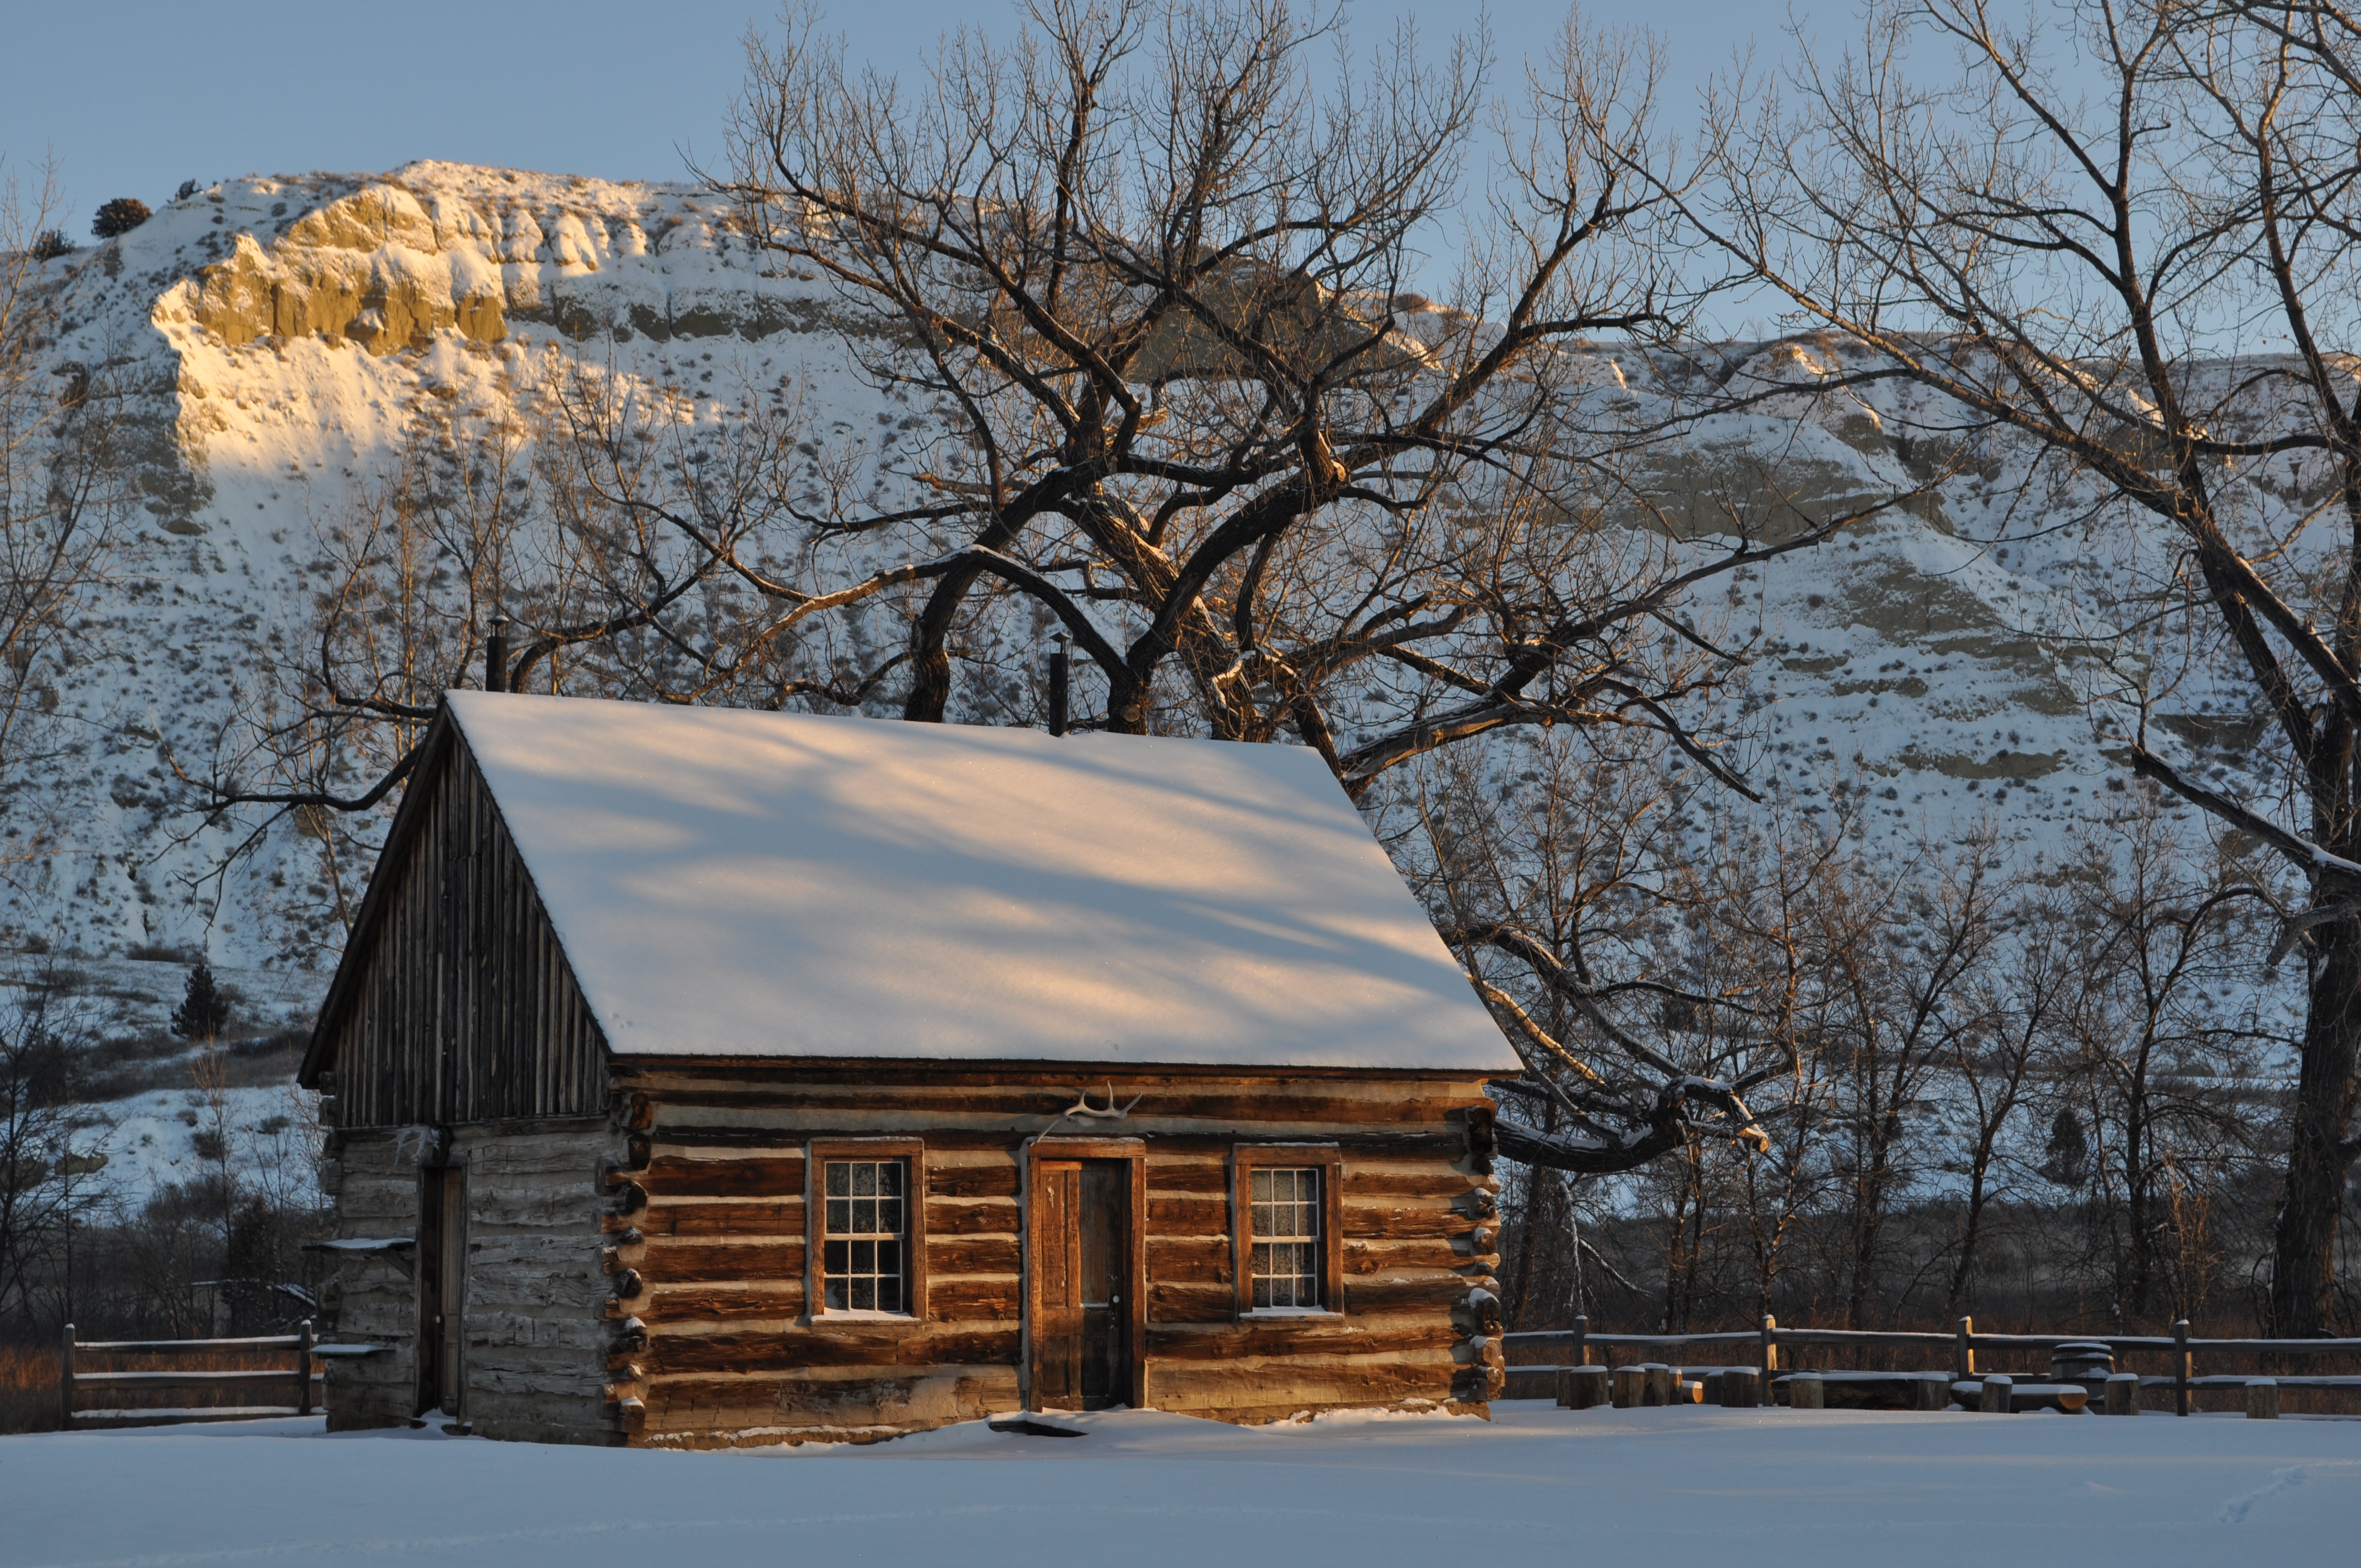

left=807, top=1139, right=928, bottom=1324
left=1230, top=1145, right=1344, bottom=1320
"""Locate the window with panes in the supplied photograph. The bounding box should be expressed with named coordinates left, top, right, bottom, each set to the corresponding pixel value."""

left=1248, top=1166, right=1323, bottom=1309
left=822, top=1158, right=909, bottom=1312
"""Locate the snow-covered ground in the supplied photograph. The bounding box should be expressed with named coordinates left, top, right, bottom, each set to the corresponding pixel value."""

left=4, top=1403, right=2355, bottom=1567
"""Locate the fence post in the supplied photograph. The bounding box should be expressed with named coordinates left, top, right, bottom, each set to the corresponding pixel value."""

left=2173, top=1319, right=2191, bottom=1418
left=58, top=1322, right=74, bottom=1430
left=1572, top=1314, right=1588, bottom=1368
left=1954, top=1316, right=1974, bottom=1382
left=1560, top=1365, right=1608, bottom=1409
left=1759, top=1314, right=1778, bottom=1377
left=297, top=1319, right=314, bottom=1417
left=2245, top=1379, right=2280, bottom=1420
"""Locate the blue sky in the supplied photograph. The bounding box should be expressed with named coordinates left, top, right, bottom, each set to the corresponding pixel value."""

left=1, top=2, right=1792, bottom=229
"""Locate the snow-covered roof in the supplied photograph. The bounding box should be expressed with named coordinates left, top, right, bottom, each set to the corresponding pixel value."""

left=442, top=693, right=1518, bottom=1072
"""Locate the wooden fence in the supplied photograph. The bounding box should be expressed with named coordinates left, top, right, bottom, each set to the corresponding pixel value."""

left=1503, top=1315, right=2361, bottom=1416
left=60, top=1322, right=321, bottom=1429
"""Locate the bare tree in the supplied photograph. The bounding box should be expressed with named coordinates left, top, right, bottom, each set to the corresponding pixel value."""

left=2045, top=798, right=2279, bottom=1326
left=1, top=158, right=126, bottom=881
left=1939, top=884, right=2073, bottom=1317
left=1819, top=832, right=2014, bottom=1329
left=692, top=0, right=1891, bottom=792
left=1416, top=729, right=1794, bottom=1178
left=1687, top=0, right=2361, bottom=1335
left=177, top=2, right=1897, bottom=1194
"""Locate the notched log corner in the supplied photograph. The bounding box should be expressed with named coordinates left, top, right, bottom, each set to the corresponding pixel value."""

left=1457, top=1189, right=1500, bottom=1223
left=601, top=1139, right=651, bottom=1183
left=1461, top=1105, right=1497, bottom=1177
left=1453, top=1290, right=1504, bottom=1337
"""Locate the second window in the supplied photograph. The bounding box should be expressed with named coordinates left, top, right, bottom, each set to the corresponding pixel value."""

left=1248, top=1165, right=1323, bottom=1309
left=823, top=1158, right=907, bottom=1313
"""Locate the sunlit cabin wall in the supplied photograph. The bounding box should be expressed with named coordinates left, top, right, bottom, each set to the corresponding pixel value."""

left=603, top=1064, right=1504, bottom=1448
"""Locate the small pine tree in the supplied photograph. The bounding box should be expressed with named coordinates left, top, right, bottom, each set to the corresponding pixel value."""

left=30, top=230, right=72, bottom=262
left=171, top=961, right=232, bottom=1041
left=91, top=197, right=151, bottom=239
left=175, top=179, right=199, bottom=202
left=2039, top=1107, right=2091, bottom=1188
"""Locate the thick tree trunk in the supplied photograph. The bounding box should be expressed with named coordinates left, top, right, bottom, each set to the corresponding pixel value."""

left=1945, top=1148, right=1995, bottom=1319
left=2269, top=921, right=2361, bottom=1337
left=2125, top=1090, right=2153, bottom=1325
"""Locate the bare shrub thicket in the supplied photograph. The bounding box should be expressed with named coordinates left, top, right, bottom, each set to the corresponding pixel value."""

left=1466, top=763, right=2293, bottom=1338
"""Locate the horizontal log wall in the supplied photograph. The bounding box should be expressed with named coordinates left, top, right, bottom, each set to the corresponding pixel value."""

left=322, top=737, right=607, bottom=1129
left=607, top=1064, right=1502, bottom=1446
left=322, top=1121, right=623, bottom=1445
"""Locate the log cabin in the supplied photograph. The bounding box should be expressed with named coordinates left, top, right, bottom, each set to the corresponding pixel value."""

left=298, top=692, right=1518, bottom=1446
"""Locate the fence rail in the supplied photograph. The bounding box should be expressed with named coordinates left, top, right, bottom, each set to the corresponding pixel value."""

left=1500, top=1315, right=2361, bottom=1417
left=60, top=1322, right=319, bottom=1429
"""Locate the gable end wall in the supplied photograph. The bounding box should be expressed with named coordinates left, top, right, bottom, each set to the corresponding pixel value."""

left=323, top=736, right=608, bottom=1129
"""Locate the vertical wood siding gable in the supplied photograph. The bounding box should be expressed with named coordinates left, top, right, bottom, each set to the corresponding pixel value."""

left=333, top=739, right=607, bottom=1128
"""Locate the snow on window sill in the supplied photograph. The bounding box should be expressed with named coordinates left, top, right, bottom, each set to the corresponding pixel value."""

left=813, top=1308, right=921, bottom=1324
left=1242, top=1306, right=1343, bottom=1319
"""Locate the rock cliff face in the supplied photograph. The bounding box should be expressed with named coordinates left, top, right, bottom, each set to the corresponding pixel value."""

left=0, top=160, right=2279, bottom=988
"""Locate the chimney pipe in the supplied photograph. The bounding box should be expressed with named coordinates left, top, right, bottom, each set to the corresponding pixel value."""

left=485, top=614, right=509, bottom=694
left=1047, top=633, right=1070, bottom=737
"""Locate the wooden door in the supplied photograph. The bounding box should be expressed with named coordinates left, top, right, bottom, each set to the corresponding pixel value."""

left=1031, top=1158, right=1131, bottom=1411
left=415, top=1165, right=466, bottom=1417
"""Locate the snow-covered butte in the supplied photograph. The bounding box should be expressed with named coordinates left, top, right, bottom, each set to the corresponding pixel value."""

left=3, top=160, right=2272, bottom=994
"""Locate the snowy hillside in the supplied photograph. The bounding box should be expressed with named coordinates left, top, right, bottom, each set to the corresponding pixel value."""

left=0, top=160, right=2288, bottom=1017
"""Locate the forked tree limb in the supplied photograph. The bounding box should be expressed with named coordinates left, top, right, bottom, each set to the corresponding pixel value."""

left=2126, top=741, right=2361, bottom=883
